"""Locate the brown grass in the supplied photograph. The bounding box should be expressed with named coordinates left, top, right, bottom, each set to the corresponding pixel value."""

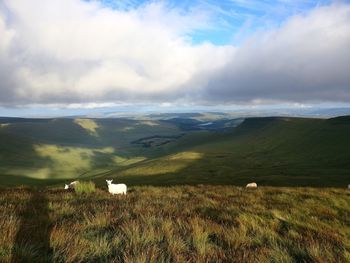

left=0, top=186, right=349, bottom=262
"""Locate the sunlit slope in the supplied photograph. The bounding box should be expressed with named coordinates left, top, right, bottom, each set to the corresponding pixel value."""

left=106, top=116, right=350, bottom=187
left=0, top=118, right=183, bottom=182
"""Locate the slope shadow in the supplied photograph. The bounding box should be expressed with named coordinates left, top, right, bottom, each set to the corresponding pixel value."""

left=11, top=189, right=53, bottom=263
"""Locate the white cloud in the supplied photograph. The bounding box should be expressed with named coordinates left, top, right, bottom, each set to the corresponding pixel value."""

left=0, top=0, right=235, bottom=105
left=203, top=3, right=350, bottom=104
left=0, top=1, right=349, bottom=107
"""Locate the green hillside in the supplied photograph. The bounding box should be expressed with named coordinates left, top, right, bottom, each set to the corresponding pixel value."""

left=103, top=116, right=350, bottom=187
left=0, top=115, right=350, bottom=187
left=0, top=117, right=209, bottom=184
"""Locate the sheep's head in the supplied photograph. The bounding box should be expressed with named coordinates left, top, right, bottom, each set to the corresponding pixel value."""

left=106, top=179, right=113, bottom=185
left=64, top=184, right=69, bottom=189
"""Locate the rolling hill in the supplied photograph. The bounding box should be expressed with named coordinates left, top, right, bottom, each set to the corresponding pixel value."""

left=0, top=115, right=349, bottom=187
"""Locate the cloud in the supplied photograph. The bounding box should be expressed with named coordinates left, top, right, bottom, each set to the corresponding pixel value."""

left=202, top=3, right=350, bottom=104
left=0, top=1, right=349, bottom=107
left=0, top=0, right=234, bottom=106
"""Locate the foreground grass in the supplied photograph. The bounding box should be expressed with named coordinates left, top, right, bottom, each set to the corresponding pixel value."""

left=0, top=186, right=349, bottom=262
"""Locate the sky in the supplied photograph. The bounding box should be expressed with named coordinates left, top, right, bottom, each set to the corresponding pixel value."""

left=0, top=0, right=350, bottom=116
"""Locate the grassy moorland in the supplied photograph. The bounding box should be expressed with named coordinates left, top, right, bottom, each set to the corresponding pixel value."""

left=1, top=115, right=350, bottom=187
left=1, top=115, right=349, bottom=262
left=0, top=185, right=349, bottom=262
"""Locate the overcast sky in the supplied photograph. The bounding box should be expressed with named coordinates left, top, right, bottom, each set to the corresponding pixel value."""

left=0, top=0, right=349, bottom=115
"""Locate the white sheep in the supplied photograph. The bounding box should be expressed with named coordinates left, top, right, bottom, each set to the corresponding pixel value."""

left=348, top=184, right=350, bottom=189
left=64, top=180, right=79, bottom=190
left=246, top=182, right=258, bottom=188
left=106, top=180, right=127, bottom=195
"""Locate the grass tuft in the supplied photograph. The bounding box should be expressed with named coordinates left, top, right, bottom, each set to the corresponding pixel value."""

left=74, top=181, right=96, bottom=195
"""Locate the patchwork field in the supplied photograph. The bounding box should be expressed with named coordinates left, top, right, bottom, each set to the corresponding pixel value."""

left=0, top=185, right=349, bottom=263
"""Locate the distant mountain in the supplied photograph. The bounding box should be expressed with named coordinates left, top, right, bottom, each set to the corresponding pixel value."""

left=307, top=107, right=350, bottom=117
left=90, top=108, right=350, bottom=119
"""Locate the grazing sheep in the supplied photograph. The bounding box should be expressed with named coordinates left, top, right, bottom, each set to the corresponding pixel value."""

left=246, top=182, right=258, bottom=188
left=64, top=180, right=79, bottom=190
left=348, top=184, right=350, bottom=189
left=106, top=180, right=127, bottom=195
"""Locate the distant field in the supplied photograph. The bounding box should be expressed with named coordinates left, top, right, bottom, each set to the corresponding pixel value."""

left=0, top=185, right=349, bottom=262
left=0, top=115, right=350, bottom=187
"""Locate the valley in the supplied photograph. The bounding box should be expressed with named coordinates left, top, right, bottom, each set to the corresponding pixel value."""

left=0, top=114, right=349, bottom=187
